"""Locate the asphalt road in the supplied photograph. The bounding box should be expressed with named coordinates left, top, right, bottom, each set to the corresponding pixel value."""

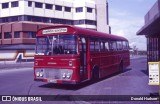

left=0, top=57, right=159, bottom=104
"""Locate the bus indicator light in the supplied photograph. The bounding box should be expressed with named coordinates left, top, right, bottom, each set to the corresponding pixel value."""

left=69, top=61, right=73, bottom=66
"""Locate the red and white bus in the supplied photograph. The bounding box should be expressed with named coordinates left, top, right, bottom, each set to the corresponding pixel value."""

left=34, top=25, right=130, bottom=84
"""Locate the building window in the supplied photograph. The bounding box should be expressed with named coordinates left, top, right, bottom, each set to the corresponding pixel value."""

left=65, top=7, right=71, bottom=12
left=4, top=32, right=12, bottom=39
left=2, top=17, right=9, bottom=23
left=87, top=7, right=92, bottom=13
left=26, top=32, right=36, bottom=38
left=55, top=5, right=62, bottom=11
left=34, top=16, right=43, bottom=22
left=85, top=20, right=96, bottom=25
left=2, top=3, right=9, bottom=9
left=18, top=15, right=25, bottom=21
left=26, top=16, right=32, bottom=21
left=10, top=16, right=19, bottom=22
left=28, top=1, right=32, bottom=7
left=14, top=32, right=20, bottom=38
left=65, top=20, right=73, bottom=25
left=45, top=4, right=52, bottom=9
left=43, top=17, right=51, bottom=23
left=74, top=20, right=85, bottom=25
left=35, top=2, right=43, bottom=8
left=76, top=7, right=83, bottom=13
left=11, top=1, right=19, bottom=7
left=52, top=18, right=65, bottom=24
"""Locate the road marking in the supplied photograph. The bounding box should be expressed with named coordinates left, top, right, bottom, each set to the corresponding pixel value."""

left=104, top=87, right=112, bottom=90
left=0, top=68, right=32, bottom=74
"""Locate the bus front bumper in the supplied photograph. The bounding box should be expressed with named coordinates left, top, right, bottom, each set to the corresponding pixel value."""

left=34, top=78, right=79, bottom=84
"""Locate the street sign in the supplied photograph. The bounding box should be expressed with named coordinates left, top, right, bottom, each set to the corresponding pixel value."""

left=148, top=62, right=160, bottom=85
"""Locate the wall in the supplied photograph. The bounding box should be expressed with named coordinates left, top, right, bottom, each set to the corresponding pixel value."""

left=95, top=0, right=111, bottom=33
left=0, top=50, right=35, bottom=63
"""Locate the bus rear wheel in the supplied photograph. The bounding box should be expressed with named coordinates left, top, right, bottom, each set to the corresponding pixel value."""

left=119, top=62, right=124, bottom=73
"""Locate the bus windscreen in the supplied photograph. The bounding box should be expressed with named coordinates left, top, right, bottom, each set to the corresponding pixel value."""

left=36, top=35, right=77, bottom=55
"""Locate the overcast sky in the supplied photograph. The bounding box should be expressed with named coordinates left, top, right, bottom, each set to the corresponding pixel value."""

left=108, top=0, right=157, bottom=50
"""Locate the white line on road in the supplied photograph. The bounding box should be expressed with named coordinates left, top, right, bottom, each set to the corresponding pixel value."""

left=0, top=68, right=33, bottom=74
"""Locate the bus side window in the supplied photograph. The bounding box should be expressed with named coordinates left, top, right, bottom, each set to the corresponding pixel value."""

left=126, top=41, right=129, bottom=50
left=100, top=41, right=105, bottom=51
left=90, top=41, right=95, bottom=52
left=95, top=40, right=100, bottom=52
left=110, top=41, right=117, bottom=51
left=105, top=41, right=109, bottom=51
left=122, top=41, right=126, bottom=50
left=117, top=41, right=122, bottom=51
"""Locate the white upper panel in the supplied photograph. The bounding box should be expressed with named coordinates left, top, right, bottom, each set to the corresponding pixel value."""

left=0, top=0, right=109, bottom=33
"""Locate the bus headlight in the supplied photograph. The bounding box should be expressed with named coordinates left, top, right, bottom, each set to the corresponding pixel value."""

left=36, top=72, right=40, bottom=77
left=61, top=69, right=73, bottom=79
left=62, top=73, right=66, bottom=79
left=36, top=69, right=44, bottom=77
left=66, top=73, right=71, bottom=79
left=39, top=72, right=43, bottom=77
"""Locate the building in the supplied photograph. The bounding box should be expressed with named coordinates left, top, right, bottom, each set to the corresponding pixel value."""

left=0, top=0, right=111, bottom=63
left=137, top=0, right=160, bottom=73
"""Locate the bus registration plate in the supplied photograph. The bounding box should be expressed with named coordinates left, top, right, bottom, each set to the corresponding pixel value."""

left=49, top=79, right=57, bottom=83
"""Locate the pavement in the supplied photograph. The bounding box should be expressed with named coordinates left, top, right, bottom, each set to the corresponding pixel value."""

left=130, top=55, right=147, bottom=59
left=0, top=62, right=34, bottom=70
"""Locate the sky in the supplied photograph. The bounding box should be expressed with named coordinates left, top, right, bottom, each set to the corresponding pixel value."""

left=108, top=0, right=157, bottom=50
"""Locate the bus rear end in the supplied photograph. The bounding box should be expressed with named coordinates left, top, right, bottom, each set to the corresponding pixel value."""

left=34, top=27, right=81, bottom=84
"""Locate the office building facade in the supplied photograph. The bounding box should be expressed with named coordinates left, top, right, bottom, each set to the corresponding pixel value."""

left=0, top=0, right=110, bottom=62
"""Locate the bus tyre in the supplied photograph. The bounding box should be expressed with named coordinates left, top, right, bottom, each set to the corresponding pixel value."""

left=91, top=68, right=99, bottom=82
left=119, top=62, right=124, bottom=73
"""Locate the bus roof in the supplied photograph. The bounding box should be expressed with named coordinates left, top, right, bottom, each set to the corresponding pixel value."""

left=37, top=25, right=128, bottom=41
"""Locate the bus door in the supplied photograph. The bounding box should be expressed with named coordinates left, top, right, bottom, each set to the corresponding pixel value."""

left=79, top=37, right=88, bottom=81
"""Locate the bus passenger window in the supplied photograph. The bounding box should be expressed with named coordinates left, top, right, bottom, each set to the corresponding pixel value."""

left=126, top=41, right=129, bottom=50
left=122, top=41, right=127, bottom=50
left=110, top=41, right=117, bottom=51
left=117, top=41, right=122, bottom=50
left=100, top=42, right=105, bottom=51
left=105, top=42, right=109, bottom=51
left=90, top=41, right=95, bottom=52
left=95, top=41, right=100, bottom=51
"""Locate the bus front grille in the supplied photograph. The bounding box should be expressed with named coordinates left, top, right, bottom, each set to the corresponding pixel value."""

left=45, top=69, right=61, bottom=79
